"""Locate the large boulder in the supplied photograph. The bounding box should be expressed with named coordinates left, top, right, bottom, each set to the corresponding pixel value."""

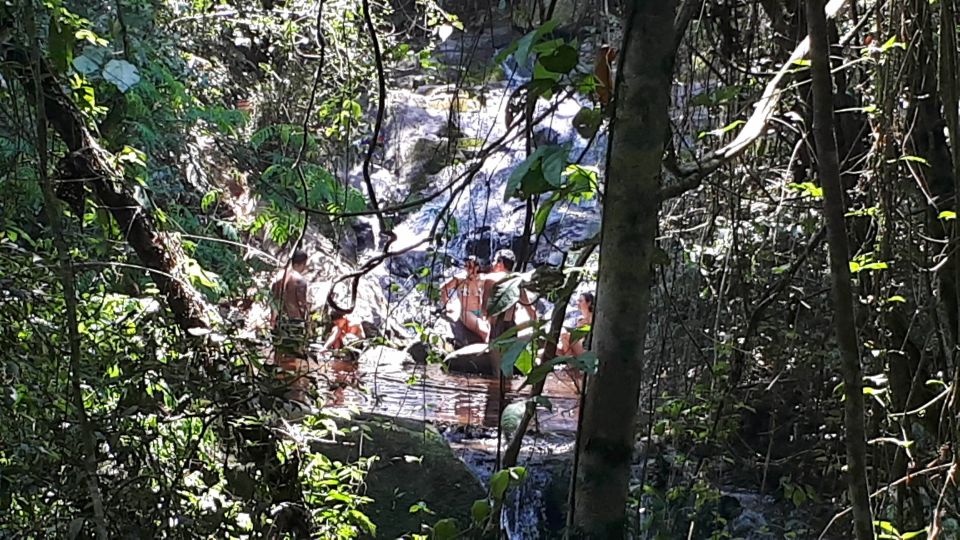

left=312, top=414, right=485, bottom=538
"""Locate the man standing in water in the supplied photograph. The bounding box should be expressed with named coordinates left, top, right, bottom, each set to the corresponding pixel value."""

left=440, top=255, right=489, bottom=343
left=270, top=250, right=311, bottom=402
left=482, top=249, right=536, bottom=375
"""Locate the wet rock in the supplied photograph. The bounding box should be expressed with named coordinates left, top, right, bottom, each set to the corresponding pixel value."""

left=405, top=340, right=430, bottom=364
left=443, top=343, right=491, bottom=374
left=729, top=509, right=774, bottom=539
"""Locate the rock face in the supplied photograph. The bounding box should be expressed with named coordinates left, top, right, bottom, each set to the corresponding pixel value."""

left=312, top=414, right=485, bottom=538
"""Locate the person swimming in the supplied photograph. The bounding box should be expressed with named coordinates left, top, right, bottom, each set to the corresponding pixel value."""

left=440, top=255, right=489, bottom=342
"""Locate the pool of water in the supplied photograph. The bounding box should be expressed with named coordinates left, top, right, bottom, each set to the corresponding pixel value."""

left=324, top=345, right=582, bottom=432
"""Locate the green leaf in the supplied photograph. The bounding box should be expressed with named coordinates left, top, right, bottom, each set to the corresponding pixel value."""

left=533, top=61, right=563, bottom=82
left=75, top=28, right=108, bottom=46
left=886, top=295, right=906, bottom=303
left=572, top=107, right=603, bottom=138
left=486, top=275, right=521, bottom=316
left=499, top=338, right=529, bottom=376
left=490, top=470, right=510, bottom=501
left=409, top=501, right=435, bottom=514
left=572, top=351, right=598, bottom=373
left=534, top=195, right=560, bottom=234
left=878, top=35, right=906, bottom=53
left=523, top=356, right=566, bottom=386
left=471, top=499, right=491, bottom=523
left=201, top=190, right=220, bottom=213
left=698, top=119, right=745, bottom=139
left=874, top=521, right=899, bottom=535
left=539, top=44, right=578, bottom=74
left=939, top=210, right=956, bottom=221
left=541, top=145, right=568, bottom=187
left=901, top=528, right=929, bottom=539
left=787, top=182, right=823, bottom=199
left=869, top=437, right=913, bottom=448
left=891, top=155, right=929, bottom=166
left=431, top=518, right=459, bottom=540
left=516, top=19, right=559, bottom=64
left=49, top=19, right=76, bottom=73
left=532, top=395, right=552, bottom=412
left=509, top=466, right=528, bottom=484
left=514, top=348, right=533, bottom=375
left=505, top=148, right=546, bottom=201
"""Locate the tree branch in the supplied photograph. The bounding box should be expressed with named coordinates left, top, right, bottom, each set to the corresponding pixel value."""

left=659, top=0, right=852, bottom=201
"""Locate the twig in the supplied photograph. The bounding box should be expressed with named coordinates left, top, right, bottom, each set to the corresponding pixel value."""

left=818, top=463, right=953, bottom=539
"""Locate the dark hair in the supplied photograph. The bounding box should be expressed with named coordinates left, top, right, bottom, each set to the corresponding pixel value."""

left=580, top=292, right=595, bottom=313
left=494, top=249, right=516, bottom=271
left=291, top=250, right=308, bottom=266
left=464, top=255, right=479, bottom=267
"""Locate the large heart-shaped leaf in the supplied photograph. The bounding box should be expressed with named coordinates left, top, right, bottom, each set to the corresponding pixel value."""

left=539, top=43, right=579, bottom=74
left=72, top=55, right=101, bottom=75
left=541, top=145, right=569, bottom=187
left=499, top=337, right=529, bottom=376
left=431, top=518, right=459, bottom=540
left=516, top=19, right=559, bottom=65
left=486, top=275, right=521, bottom=316
left=505, top=146, right=547, bottom=201
left=102, top=59, right=140, bottom=92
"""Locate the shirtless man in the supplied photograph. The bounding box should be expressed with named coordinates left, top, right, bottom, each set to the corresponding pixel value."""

left=440, top=255, right=488, bottom=342
left=270, top=250, right=311, bottom=402
left=481, top=249, right=537, bottom=375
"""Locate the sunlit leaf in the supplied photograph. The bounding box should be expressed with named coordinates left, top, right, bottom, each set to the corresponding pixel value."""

left=471, top=499, right=491, bottom=523
left=102, top=59, right=140, bottom=92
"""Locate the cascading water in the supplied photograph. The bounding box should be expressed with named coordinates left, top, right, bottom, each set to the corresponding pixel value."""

left=334, top=21, right=609, bottom=538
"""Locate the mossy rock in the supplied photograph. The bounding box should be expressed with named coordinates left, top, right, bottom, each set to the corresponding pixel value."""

left=312, top=414, right=485, bottom=538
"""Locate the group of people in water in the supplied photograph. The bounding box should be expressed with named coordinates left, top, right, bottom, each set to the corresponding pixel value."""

left=268, top=247, right=594, bottom=401
left=439, top=248, right=594, bottom=362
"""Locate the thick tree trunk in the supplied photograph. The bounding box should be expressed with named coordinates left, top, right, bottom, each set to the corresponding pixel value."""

left=805, top=1, right=874, bottom=538
left=571, top=1, right=678, bottom=536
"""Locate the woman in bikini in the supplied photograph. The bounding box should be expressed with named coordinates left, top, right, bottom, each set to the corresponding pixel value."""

left=440, top=256, right=489, bottom=342
left=558, top=292, right=594, bottom=357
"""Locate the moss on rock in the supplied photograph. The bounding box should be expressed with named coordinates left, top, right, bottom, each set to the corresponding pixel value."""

left=312, top=414, right=485, bottom=538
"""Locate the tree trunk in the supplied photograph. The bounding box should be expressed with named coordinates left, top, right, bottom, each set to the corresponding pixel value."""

left=23, top=6, right=109, bottom=537
left=805, top=1, right=874, bottom=538
left=571, top=1, right=678, bottom=536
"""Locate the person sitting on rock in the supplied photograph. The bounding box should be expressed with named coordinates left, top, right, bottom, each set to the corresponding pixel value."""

left=440, top=255, right=489, bottom=343
left=324, top=307, right=366, bottom=358
left=558, top=291, right=594, bottom=357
